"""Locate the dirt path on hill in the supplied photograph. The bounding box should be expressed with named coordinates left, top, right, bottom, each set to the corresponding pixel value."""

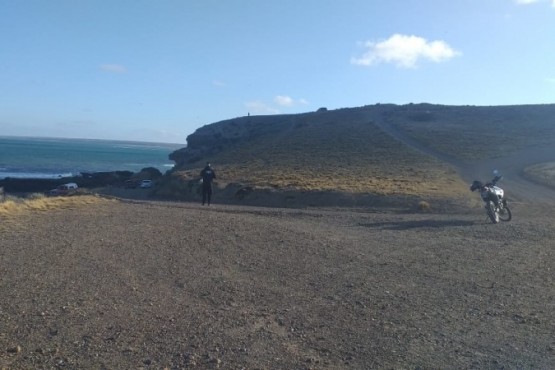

left=372, top=118, right=555, bottom=205
left=1, top=200, right=555, bottom=369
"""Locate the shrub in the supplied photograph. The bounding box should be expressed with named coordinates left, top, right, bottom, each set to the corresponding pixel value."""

left=139, top=167, right=163, bottom=179
left=417, top=200, right=431, bottom=211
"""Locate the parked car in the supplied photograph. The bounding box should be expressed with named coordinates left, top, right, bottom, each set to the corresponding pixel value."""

left=139, top=179, right=153, bottom=188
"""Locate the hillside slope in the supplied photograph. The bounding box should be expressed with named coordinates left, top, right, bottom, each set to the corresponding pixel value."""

left=163, top=104, right=555, bottom=205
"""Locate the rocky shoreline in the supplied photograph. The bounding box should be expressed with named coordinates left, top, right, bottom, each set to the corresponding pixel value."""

left=0, top=168, right=163, bottom=194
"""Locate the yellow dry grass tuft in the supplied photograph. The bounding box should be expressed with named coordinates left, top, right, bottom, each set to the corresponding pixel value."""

left=0, top=195, right=115, bottom=217
left=417, top=200, right=431, bottom=211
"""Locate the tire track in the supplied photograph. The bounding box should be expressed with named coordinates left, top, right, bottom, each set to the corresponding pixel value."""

left=371, top=116, right=555, bottom=205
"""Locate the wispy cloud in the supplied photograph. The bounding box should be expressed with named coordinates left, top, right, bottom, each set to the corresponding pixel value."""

left=351, top=34, right=461, bottom=69
left=514, top=0, right=555, bottom=6
left=245, top=95, right=309, bottom=115
left=274, top=95, right=294, bottom=107
left=274, top=95, right=309, bottom=107
left=245, top=101, right=281, bottom=115
left=212, top=79, right=226, bottom=87
left=99, top=64, right=128, bottom=73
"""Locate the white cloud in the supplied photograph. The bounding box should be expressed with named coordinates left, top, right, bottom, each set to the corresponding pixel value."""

left=274, top=95, right=309, bottom=107
left=514, top=0, right=555, bottom=6
left=245, top=101, right=280, bottom=115
left=99, top=64, right=127, bottom=73
left=351, top=34, right=461, bottom=69
left=274, top=95, right=294, bottom=107
left=246, top=96, right=309, bottom=115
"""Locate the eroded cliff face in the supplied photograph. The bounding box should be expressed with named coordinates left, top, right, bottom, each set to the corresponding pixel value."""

left=168, top=105, right=410, bottom=169
left=169, top=118, right=247, bottom=167
left=169, top=103, right=555, bottom=171
left=169, top=113, right=304, bottom=168
left=167, top=105, right=419, bottom=169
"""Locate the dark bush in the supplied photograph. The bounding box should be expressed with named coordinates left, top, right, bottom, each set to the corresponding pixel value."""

left=138, top=167, right=163, bottom=179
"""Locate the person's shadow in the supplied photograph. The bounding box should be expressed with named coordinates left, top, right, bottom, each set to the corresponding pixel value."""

left=358, top=219, right=477, bottom=231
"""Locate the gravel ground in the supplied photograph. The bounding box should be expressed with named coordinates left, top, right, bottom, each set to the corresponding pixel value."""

left=1, top=199, right=554, bottom=369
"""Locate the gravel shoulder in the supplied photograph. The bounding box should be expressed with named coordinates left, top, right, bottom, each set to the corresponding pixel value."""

left=1, top=200, right=554, bottom=369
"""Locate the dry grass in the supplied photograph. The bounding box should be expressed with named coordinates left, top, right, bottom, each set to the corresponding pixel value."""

left=417, top=200, right=431, bottom=211
left=0, top=194, right=115, bottom=217
left=166, top=104, right=555, bottom=199
left=169, top=115, right=469, bottom=197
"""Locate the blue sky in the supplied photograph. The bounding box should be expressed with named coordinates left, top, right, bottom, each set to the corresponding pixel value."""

left=1, top=0, right=554, bottom=143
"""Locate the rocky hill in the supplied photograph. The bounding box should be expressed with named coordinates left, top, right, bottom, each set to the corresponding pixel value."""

left=160, top=103, right=555, bottom=207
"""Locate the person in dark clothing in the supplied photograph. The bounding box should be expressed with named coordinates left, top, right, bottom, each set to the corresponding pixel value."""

left=200, top=163, right=216, bottom=205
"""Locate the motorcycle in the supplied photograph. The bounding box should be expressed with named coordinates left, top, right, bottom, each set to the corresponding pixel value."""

left=470, top=171, right=512, bottom=224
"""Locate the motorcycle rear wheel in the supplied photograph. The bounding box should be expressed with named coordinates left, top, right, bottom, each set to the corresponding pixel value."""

left=498, top=206, right=512, bottom=222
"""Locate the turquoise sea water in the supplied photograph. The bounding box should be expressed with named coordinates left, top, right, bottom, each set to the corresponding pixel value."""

left=0, top=136, right=184, bottom=179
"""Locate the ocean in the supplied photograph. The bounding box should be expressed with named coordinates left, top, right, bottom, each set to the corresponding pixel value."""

left=0, top=136, right=184, bottom=179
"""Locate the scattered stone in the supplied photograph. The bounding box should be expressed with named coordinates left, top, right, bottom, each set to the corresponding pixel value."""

left=184, top=353, right=198, bottom=366
left=7, top=345, right=21, bottom=354
left=208, top=357, right=222, bottom=367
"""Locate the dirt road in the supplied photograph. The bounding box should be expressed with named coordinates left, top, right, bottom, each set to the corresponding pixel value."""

left=373, top=118, right=555, bottom=205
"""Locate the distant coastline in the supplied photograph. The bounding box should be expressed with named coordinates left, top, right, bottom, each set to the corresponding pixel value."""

left=0, top=170, right=76, bottom=180
left=0, top=135, right=185, bottom=147
left=0, top=136, right=183, bottom=180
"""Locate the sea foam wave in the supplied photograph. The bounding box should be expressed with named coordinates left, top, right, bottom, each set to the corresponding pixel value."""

left=0, top=171, right=75, bottom=180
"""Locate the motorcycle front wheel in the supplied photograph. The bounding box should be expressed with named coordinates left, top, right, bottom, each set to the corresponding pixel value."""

left=498, top=206, right=512, bottom=222
left=486, top=201, right=499, bottom=223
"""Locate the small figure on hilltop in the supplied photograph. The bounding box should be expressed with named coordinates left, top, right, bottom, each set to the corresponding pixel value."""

left=200, top=162, right=216, bottom=206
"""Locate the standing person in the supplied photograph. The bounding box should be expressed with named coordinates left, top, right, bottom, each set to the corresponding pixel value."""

left=200, top=162, right=216, bottom=205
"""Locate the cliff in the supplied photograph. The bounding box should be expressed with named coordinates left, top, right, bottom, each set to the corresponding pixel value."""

left=169, top=103, right=555, bottom=171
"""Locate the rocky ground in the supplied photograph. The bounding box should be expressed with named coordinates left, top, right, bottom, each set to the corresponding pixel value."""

left=1, top=197, right=554, bottom=369
left=2, top=107, right=554, bottom=369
